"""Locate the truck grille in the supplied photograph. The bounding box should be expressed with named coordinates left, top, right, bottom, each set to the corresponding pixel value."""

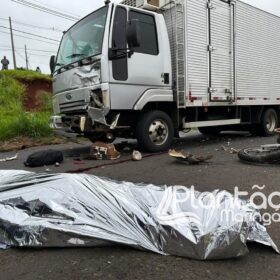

left=59, top=100, right=88, bottom=113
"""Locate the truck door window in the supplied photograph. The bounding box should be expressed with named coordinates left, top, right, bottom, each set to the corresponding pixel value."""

left=112, top=6, right=128, bottom=81
left=129, top=11, right=158, bottom=55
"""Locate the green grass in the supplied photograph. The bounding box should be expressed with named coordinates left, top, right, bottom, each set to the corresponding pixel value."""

left=0, top=69, right=51, bottom=82
left=0, top=75, right=53, bottom=141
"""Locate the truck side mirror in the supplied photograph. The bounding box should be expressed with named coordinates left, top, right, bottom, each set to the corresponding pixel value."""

left=127, top=19, right=141, bottom=49
left=49, top=55, right=56, bottom=74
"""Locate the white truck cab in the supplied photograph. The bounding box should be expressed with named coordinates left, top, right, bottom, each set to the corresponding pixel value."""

left=50, top=0, right=280, bottom=152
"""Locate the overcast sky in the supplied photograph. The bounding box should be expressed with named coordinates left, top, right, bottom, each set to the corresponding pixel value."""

left=1, top=0, right=280, bottom=74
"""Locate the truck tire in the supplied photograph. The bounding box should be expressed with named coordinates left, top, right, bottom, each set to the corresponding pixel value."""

left=258, top=108, right=278, bottom=136
left=136, top=110, right=174, bottom=152
left=198, top=127, right=221, bottom=136
left=238, top=147, right=280, bottom=164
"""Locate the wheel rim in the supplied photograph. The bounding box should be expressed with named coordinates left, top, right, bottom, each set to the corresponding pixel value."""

left=148, top=119, right=169, bottom=146
left=266, top=112, right=277, bottom=132
left=244, top=145, right=280, bottom=155
left=244, top=148, right=265, bottom=156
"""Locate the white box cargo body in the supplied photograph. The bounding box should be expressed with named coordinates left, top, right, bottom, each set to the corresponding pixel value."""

left=123, top=0, right=280, bottom=107
left=183, top=0, right=280, bottom=106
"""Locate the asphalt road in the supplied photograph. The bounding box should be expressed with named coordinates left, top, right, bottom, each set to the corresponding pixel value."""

left=0, top=131, right=280, bottom=280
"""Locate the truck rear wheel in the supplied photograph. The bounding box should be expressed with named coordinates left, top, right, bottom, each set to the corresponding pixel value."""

left=136, top=110, right=174, bottom=152
left=258, top=108, right=278, bottom=136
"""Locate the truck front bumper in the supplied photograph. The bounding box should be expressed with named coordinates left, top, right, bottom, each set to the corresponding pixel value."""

left=50, top=116, right=69, bottom=131
left=50, top=110, right=120, bottom=135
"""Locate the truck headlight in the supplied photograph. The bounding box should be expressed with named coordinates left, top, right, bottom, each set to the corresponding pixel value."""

left=91, top=85, right=110, bottom=109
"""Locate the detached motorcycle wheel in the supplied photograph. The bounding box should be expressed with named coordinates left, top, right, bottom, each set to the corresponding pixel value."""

left=238, top=147, right=280, bottom=164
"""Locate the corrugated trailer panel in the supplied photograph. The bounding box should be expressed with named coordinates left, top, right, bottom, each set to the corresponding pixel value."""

left=185, top=0, right=209, bottom=101
left=122, top=0, right=280, bottom=106
left=209, top=0, right=234, bottom=101
left=236, top=1, right=280, bottom=101
left=163, top=0, right=209, bottom=103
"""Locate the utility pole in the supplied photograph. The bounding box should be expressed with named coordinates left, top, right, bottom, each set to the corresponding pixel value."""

left=24, top=45, right=28, bottom=70
left=9, top=16, right=17, bottom=69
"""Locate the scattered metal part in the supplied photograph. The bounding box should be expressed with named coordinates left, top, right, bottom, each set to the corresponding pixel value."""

left=123, top=146, right=132, bottom=152
left=116, top=142, right=136, bottom=153
left=110, top=114, right=120, bottom=130
left=230, top=148, right=241, bottom=154
left=132, top=150, right=142, bottom=161
left=0, top=243, right=8, bottom=250
left=0, top=154, right=18, bottom=162
left=0, top=170, right=278, bottom=260
left=221, top=146, right=241, bottom=154
left=169, top=149, right=213, bottom=164
left=274, top=128, right=280, bottom=135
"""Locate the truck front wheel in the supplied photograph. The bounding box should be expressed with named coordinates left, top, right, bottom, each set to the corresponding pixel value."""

left=136, top=111, right=174, bottom=152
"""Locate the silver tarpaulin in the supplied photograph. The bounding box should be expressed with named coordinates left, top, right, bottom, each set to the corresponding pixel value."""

left=0, top=170, right=278, bottom=260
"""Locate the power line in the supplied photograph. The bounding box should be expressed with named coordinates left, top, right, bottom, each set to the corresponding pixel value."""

left=0, top=30, right=59, bottom=46
left=0, top=46, right=56, bottom=53
left=15, top=49, right=25, bottom=60
left=0, top=17, right=63, bottom=33
left=0, top=25, right=60, bottom=42
left=1, top=47, right=55, bottom=58
left=4, top=48, right=52, bottom=57
left=16, top=50, right=50, bottom=57
left=28, top=52, right=51, bottom=57
left=11, top=0, right=80, bottom=21
left=30, top=0, right=81, bottom=18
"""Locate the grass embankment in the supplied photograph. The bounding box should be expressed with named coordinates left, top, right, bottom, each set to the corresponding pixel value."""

left=0, top=71, right=53, bottom=142
left=0, top=69, right=51, bottom=82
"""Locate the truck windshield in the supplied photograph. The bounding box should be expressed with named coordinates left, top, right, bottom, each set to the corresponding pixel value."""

left=55, top=6, right=108, bottom=71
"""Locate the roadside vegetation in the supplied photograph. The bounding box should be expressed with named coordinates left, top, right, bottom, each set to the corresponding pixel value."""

left=0, top=71, right=53, bottom=142
left=0, top=69, right=51, bottom=82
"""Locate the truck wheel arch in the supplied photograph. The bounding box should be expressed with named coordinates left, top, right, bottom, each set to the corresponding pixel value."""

left=140, top=101, right=178, bottom=134
left=133, top=88, right=174, bottom=111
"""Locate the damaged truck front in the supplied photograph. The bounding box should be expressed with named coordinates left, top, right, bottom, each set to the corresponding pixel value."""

left=50, top=2, right=173, bottom=149
left=50, top=5, right=120, bottom=142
